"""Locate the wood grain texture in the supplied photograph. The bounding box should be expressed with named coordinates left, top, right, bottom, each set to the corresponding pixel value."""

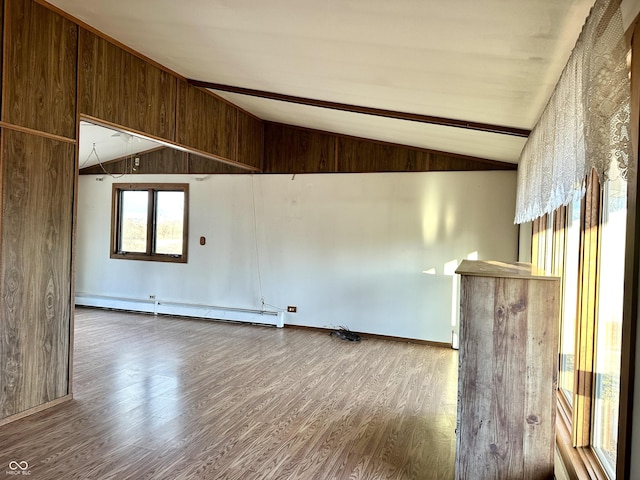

left=177, top=82, right=237, bottom=160
left=237, top=110, right=264, bottom=170
left=79, top=146, right=256, bottom=175
left=523, top=279, right=558, bottom=479
left=264, top=123, right=516, bottom=174
left=130, top=148, right=187, bottom=175
left=0, top=0, right=3, bottom=118
left=0, top=394, right=71, bottom=428
left=188, top=153, right=253, bottom=174
left=455, top=259, right=557, bottom=280
left=337, top=137, right=516, bottom=173
left=3, top=0, right=77, bottom=139
left=337, top=136, right=427, bottom=172
left=456, top=276, right=497, bottom=480
left=78, top=29, right=176, bottom=141
left=0, top=130, right=74, bottom=419
left=0, top=307, right=458, bottom=479
left=264, top=123, right=335, bottom=173
left=456, top=266, right=559, bottom=480
left=80, top=147, right=189, bottom=175
left=425, top=153, right=513, bottom=172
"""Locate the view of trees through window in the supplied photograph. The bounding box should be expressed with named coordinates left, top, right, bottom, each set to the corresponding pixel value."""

left=154, top=191, right=185, bottom=255
left=120, top=190, right=148, bottom=253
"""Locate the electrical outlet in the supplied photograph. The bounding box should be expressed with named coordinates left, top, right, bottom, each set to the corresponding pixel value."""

left=287, top=306, right=297, bottom=313
left=149, top=295, right=156, bottom=300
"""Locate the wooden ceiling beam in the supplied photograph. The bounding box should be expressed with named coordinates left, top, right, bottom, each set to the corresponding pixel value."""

left=187, top=79, right=531, bottom=138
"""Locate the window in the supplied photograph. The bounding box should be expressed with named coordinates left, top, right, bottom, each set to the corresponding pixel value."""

left=111, top=183, right=188, bottom=263
left=592, top=169, right=626, bottom=476
left=559, top=196, right=581, bottom=407
left=532, top=170, right=626, bottom=479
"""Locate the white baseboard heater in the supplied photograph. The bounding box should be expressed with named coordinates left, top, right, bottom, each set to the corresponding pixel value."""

left=75, top=293, right=284, bottom=328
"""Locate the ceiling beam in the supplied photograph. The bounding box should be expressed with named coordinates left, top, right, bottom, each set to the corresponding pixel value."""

left=187, top=79, right=531, bottom=138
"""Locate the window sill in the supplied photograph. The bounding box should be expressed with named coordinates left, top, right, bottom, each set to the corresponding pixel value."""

left=556, top=393, right=610, bottom=480
left=110, top=252, right=187, bottom=263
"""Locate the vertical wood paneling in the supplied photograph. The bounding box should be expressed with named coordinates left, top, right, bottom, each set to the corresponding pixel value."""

left=337, top=137, right=514, bottom=172
left=3, top=0, right=77, bottom=139
left=337, top=137, right=426, bottom=172
left=135, top=148, right=188, bottom=174
left=78, top=148, right=252, bottom=175
left=427, top=153, right=507, bottom=171
left=265, top=123, right=516, bottom=174
left=79, top=147, right=188, bottom=175
left=264, top=123, right=335, bottom=173
left=0, top=0, right=3, bottom=117
left=176, top=82, right=237, bottom=160
left=0, top=130, right=74, bottom=418
left=188, top=153, right=252, bottom=174
left=237, top=110, right=263, bottom=170
left=78, top=29, right=176, bottom=141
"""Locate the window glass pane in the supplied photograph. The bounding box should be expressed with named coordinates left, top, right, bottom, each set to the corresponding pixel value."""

left=120, top=190, right=148, bottom=253
left=545, top=213, right=554, bottom=272
left=592, top=171, right=626, bottom=477
left=155, top=191, right=184, bottom=255
left=559, top=197, right=581, bottom=405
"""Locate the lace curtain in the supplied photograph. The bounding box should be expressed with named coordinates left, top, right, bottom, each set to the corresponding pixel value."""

left=514, top=0, right=631, bottom=224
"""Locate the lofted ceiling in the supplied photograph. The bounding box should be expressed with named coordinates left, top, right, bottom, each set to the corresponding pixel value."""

left=49, top=0, right=640, bottom=164
left=78, top=121, right=164, bottom=168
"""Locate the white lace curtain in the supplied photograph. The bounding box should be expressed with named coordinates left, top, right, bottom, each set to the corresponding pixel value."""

left=515, top=0, right=632, bottom=224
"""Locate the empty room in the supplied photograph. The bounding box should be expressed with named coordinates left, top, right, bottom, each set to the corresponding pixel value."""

left=2, top=0, right=640, bottom=479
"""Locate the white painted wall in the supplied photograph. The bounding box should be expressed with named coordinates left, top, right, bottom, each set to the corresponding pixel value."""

left=76, top=171, right=518, bottom=343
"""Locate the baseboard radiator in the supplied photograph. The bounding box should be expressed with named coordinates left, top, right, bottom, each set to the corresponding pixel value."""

left=75, top=293, right=284, bottom=328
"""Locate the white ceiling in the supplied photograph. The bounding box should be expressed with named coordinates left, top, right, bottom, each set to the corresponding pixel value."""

left=78, top=121, right=163, bottom=168
left=50, top=0, right=638, bottom=164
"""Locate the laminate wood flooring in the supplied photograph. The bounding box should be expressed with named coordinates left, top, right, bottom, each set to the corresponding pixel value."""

left=0, top=308, right=458, bottom=479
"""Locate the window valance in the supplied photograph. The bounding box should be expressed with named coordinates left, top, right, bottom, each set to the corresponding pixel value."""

left=515, top=0, right=631, bottom=224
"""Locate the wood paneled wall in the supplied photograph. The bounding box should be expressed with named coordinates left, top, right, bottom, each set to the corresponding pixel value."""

left=3, top=0, right=76, bottom=138
left=264, top=123, right=335, bottom=173
left=78, top=30, right=263, bottom=172
left=83, top=121, right=517, bottom=176
left=265, top=123, right=517, bottom=174
left=0, top=0, right=77, bottom=421
left=79, top=147, right=250, bottom=175
left=79, top=30, right=177, bottom=141
left=177, top=82, right=238, bottom=160
left=0, top=130, right=74, bottom=418
left=237, top=110, right=263, bottom=170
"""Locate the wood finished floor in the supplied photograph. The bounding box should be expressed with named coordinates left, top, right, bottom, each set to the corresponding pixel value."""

left=1, top=308, right=458, bottom=480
